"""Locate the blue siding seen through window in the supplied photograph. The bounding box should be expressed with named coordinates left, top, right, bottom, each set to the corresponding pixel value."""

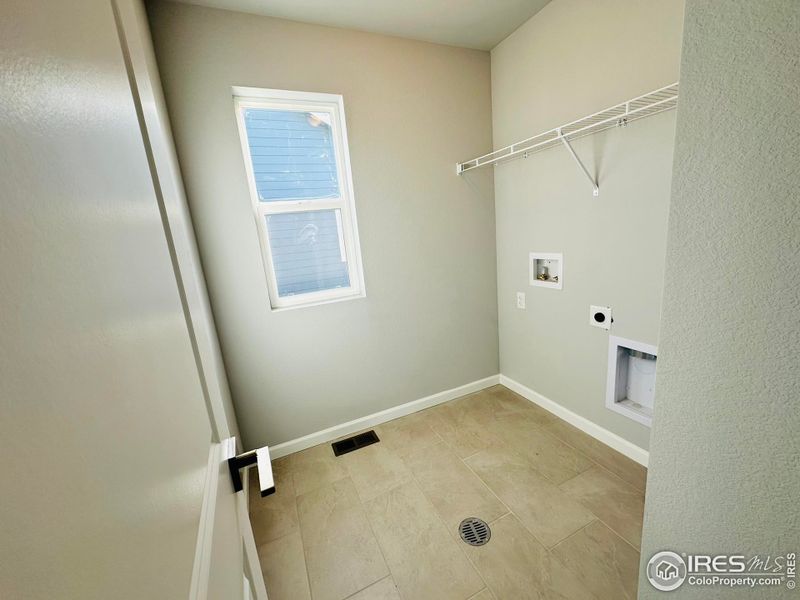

left=266, top=210, right=351, bottom=297
left=244, top=108, right=339, bottom=201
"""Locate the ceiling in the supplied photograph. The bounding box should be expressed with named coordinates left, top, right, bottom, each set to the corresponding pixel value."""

left=172, top=0, right=552, bottom=50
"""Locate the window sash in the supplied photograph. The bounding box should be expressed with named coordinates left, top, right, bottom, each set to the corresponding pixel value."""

left=234, top=90, right=365, bottom=309
left=256, top=203, right=358, bottom=301
left=239, top=102, right=340, bottom=203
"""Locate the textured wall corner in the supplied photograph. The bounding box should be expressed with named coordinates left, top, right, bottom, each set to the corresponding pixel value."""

left=640, top=1, right=800, bottom=598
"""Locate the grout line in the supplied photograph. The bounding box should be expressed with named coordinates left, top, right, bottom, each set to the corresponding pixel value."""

left=514, top=414, right=602, bottom=482
left=459, top=448, right=484, bottom=461
left=292, top=477, right=315, bottom=599
left=589, top=515, right=641, bottom=554
left=489, top=510, right=522, bottom=525
left=544, top=519, right=632, bottom=598
left=487, top=511, right=513, bottom=526
left=539, top=422, right=646, bottom=492
left=295, top=466, right=394, bottom=600
left=500, top=378, right=648, bottom=467
left=499, top=394, right=642, bottom=494
left=448, top=525, right=491, bottom=597
left=552, top=504, right=642, bottom=556
left=553, top=466, right=588, bottom=489
left=582, top=509, right=642, bottom=553
left=558, top=461, right=645, bottom=501
left=591, top=462, right=647, bottom=496
left=557, top=467, right=643, bottom=553
left=340, top=576, right=395, bottom=600
left=471, top=431, right=571, bottom=490
left=355, top=477, right=403, bottom=600
left=336, top=574, right=388, bottom=600
left=459, top=454, right=512, bottom=519
left=546, top=519, right=641, bottom=600
left=549, top=519, right=598, bottom=550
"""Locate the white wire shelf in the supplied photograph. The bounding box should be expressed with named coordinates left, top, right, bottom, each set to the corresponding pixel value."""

left=457, top=82, right=679, bottom=195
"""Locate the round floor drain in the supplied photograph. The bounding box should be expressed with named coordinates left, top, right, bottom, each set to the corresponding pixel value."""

left=459, top=517, right=491, bottom=546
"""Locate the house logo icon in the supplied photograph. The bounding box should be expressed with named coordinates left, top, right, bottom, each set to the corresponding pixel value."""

left=657, top=561, right=679, bottom=579
left=647, top=551, right=687, bottom=591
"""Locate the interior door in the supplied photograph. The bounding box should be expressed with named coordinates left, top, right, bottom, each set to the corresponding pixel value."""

left=0, top=1, right=262, bottom=598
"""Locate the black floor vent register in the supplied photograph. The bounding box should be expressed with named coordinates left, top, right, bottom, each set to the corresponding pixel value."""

left=332, top=430, right=380, bottom=456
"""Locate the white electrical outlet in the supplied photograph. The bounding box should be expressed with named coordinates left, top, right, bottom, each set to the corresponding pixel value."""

left=516, top=292, right=526, bottom=309
left=590, top=305, right=612, bottom=330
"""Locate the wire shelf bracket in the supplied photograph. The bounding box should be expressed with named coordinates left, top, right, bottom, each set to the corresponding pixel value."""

left=558, top=132, right=598, bottom=197
left=456, top=82, right=679, bottom=197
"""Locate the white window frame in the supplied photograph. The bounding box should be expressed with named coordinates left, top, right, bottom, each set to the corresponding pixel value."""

left=233, top=87, right=365, bottom=310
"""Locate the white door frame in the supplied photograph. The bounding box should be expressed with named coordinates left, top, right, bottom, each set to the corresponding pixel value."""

left=112, top=1, right=267, bottom=598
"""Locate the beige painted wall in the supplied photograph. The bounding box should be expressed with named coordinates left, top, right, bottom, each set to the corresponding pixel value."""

left=640, top=2, right=800, bottom=596
left=147, top=1, right=497, bottom=449
left=491, top=0, right=685, bottom=451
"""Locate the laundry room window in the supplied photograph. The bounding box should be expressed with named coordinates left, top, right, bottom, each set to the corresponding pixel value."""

left=234, top=87, right=365, bottom=309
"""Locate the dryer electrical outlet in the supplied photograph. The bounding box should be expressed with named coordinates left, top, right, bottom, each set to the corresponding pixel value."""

left=590, top=305, right=612, bottom=330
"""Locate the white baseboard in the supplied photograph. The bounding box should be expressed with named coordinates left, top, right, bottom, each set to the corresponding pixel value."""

left=499, top=375, right=649, bottom=467
left=268, top=373, right=648, bottom=467
left=269, top=375, right=501, bottom=459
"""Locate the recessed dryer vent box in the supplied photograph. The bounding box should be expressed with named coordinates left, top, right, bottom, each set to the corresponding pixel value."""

left=529, top=252, right=562, bottom=289
left=606, top=335, right=657, bottom=427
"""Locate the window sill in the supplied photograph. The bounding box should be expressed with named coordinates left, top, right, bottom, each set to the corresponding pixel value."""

left=269, top=290, right=367, bottom=312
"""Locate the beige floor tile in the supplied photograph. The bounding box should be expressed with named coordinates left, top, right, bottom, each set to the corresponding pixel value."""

left=249, top=459, right=299, bottom=544
left=465, top=445, right=595, bottom=548
left=375, top=412, right=443, bottom=457
left=347, top=576, right=402, bottom=600
left=427, top=397, right=502, bottom=459
left=257, top=531, right=311, bottom=600
left=463, top=514, right=595, bottom=600
left=559, top=466, right=644, bottom=548
left=339, top=442, right=413, bottom=502
left=443, top=389, right=499, bottom=421
left=485, top=417, right=594, bottom=485
left=249, top=456, right=291, bottom=511
left=251, top=387, right=644, bottom=600
left=365, top=482, right=484, bottom=600
left=448, top=388, right=550, bottom=427
left=292, top=442, right=349, bottom=497
left=297, top=478, right=388, bottom=600
left=403, top=441, right=508, bottom=535
left=485, top=385, right=558, bottom=426
left=552, top=521, right=640, bottom=600
left=542, top=420, right=647, bottom=491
